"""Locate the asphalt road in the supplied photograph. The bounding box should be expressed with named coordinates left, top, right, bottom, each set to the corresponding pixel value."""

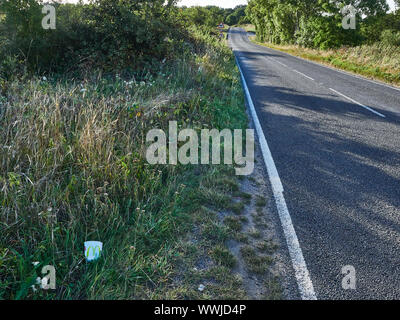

left=229, top=27, right=400, bottom=300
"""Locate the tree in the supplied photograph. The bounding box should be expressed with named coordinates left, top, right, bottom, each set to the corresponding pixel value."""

left=246, top=0, right=391, bottom=48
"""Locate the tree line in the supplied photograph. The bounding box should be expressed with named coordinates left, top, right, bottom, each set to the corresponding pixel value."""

left=246, top=0, right=400, bottom=49
left=180, top=4, right=250, bottom=27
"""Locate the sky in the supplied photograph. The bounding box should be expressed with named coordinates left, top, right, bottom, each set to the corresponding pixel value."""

left=60, top=0, right=397, bottom=12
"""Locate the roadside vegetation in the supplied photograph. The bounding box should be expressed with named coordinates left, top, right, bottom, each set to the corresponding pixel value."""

left=0, top=0, right=279, bottom=300
left=246, top=0, right=400, bottom=86
left=238, top=24, right=256, bottom=33
left=181, top=4, right=249, bottom=28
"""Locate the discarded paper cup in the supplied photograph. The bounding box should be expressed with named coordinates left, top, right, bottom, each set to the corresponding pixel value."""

left=84, top=241, right=103, bottom=262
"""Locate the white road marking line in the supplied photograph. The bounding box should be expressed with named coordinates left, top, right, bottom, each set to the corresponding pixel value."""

left=254, top=41, right=400, bottom=93
left=329, top=88, right=386, bottom=118
left=235, top=57, right=317, bottom=300
left=268, top=56, right=315, bottom=81
left=273, top=59, right=288, bottom=68
left=293, top=70, right=315, bottom=81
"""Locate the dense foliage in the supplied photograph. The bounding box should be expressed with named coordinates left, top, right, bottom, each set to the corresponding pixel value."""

left=0, top=1, right=250, bottom=300
left=0, top=0, right=188, bottom=76
left=179, top=5, right=250, bottom=28
left=246, top=0, right=400, bottom=49
left=0, top=1, right=249, bottom=78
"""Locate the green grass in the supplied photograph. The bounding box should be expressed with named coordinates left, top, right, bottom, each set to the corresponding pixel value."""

left=255, top=240, right=278, bottom=254
left=255, top=196, right=267, bottom=208
left=238, top=24, right=256, bottom=33
left=251, top=39, right=400, bottom=87
left=240, top=246, right=272, bottom=274
left=224, top=216, right=246, bottom=233
left=0, top=28, right=248, bottom=299
left=210, top=245, right=237, bottom=268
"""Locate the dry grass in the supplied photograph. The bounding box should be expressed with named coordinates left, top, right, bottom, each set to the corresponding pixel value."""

left=0, top=29, right=248, bottom=299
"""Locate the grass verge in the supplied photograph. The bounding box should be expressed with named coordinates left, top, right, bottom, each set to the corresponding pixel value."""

left=237, top=24, right=256, bottom=33
left=0, top=28, right=249, bottom=299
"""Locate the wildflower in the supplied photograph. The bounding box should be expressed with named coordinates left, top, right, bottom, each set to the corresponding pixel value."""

left=42, top=76, right=47, bottom=81
left=198, top=284, right=205, bottom=292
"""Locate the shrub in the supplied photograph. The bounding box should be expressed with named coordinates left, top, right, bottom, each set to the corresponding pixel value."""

left=380, top=29, right=400, bottom=46
left=0, top=0, right=187, bottom=74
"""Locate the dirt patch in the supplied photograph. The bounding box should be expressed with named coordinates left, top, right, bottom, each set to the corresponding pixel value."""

left=222, top=141, right=283, bottom=299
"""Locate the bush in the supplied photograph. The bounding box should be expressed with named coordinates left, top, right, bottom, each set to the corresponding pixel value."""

left=380, top=29, right=400, bottom=46
left=0, top=0, right=187, bottom=74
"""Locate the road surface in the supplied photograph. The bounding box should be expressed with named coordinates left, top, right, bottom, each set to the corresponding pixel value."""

left=229, top=27, right=400, bottom=300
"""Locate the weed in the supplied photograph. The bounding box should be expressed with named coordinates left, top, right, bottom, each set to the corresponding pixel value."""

left=224, top=216, right=243, bottom=232
left=240, top=246, right=272, bottom=274
left=210, top=246, right=237, bottom=268
left=255, top=196, right=267, bottom=207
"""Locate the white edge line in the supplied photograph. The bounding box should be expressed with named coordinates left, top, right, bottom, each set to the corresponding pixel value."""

left=329, top=88, right=386, bottom=118
left=273, top=59, right=288, bottom=68
left=248, top=37, right=400, bottom=93
left=292, top=70, right=315, bottom=81
left=235, top=56, right=317, bottom=300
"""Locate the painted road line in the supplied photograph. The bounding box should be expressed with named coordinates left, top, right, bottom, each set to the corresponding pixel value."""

left=235, top=56, right=317, bottom=300
left=272, top=59, right=288, bottom=68
left=249, top=37, right=400, bottom=94
left=329, top=88, right=386, bottom=118
left=293, top=70, right=315, bottom=81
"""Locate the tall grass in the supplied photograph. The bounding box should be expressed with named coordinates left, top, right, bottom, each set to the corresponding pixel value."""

left=0, top=29, right=247, bottom=299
